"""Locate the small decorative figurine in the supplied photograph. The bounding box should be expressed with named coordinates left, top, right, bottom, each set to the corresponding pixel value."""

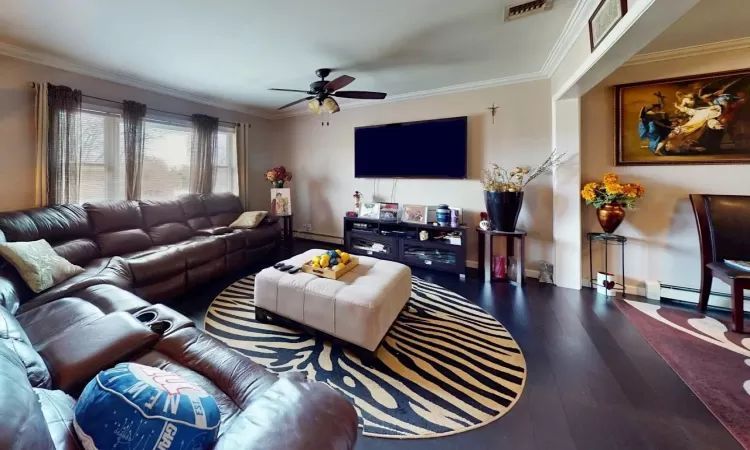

left=419, top=230, right=429, bottom=241
left=539, top=261, right=553, bottom=284
left=479, top=220, right=491, bottom=231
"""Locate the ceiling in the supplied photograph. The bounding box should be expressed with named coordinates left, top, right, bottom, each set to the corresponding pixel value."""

left=0, top=0, right=578, bottom=116
left=639, top=0, right=750, bottom=54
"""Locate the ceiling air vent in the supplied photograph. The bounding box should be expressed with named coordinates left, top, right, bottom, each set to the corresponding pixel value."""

left=505, top=0, right=553, bottom=21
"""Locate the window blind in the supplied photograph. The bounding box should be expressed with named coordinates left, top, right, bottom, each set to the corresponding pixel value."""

left=79, top=110, right=126, bottom=203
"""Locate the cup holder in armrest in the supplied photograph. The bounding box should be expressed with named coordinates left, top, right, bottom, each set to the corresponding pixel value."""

left=148, top=320, right=173, bottom=335
left=135, top=310, right=158, bottom=323
left=132, top=304, right=195, bottom=336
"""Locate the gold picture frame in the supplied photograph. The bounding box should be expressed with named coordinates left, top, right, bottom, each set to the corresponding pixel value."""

left=615, top=68, right=750, bottom=166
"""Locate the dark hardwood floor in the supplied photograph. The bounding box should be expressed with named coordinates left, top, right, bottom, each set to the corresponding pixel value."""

left=169, top=240, right=741, bottom=450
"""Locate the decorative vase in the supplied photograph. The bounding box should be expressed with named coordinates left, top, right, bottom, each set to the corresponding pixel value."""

left=484, top=191, right=524, bottom=232
left=272, top=180, right=285, bottom=188
left=596, top=203, right=625, bottom=234
left=436, top=204, right=451, bottom=226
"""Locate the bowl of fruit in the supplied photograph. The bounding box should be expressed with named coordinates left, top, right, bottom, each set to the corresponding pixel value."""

left=301, top=249, right=359, bottom=280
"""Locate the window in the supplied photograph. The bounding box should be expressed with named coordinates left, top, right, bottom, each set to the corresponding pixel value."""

left=140, top=121, right=192, bottom=201
left=80, top=109, right=125, bottom=203
left=78, top=107, right=237, bottom=204
left=214, top=131, right=239, bottom=195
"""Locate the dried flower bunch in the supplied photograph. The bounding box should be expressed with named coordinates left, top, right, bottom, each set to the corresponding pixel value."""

left=264, top=166, right=293, bottom=182
left=481, top=149, right=566, bottom=193
left=581, top=173, right=645, bottom=209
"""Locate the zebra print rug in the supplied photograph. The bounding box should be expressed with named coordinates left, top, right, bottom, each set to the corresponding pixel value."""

left=204, top=274, right=527, bottom=439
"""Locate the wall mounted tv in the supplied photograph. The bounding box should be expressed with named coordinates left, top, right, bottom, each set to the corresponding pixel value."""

left=354, top=116, right=467, bottom=179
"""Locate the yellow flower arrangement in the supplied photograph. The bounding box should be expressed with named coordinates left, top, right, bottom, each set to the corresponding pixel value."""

left=580, top=173, right=644, bottom=209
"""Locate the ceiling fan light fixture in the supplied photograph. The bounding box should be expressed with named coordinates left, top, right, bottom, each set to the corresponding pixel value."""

left=307, top=99, right=322, bottom=114
left=322, top=97, right=340, bottom=114
left=272, top=69, right=387, bottom=112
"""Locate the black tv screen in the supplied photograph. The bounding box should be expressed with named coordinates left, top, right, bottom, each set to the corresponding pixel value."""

left=354, top=116, right=467, bottom=178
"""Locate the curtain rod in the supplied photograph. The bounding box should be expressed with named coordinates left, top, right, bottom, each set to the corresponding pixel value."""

left=27, top=82, right=244, bottom=127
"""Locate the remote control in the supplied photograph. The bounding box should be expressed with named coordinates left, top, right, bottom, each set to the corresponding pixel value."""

left=288, top=267, right=301, bottom=274
left=278, top=264, right=294, bottom=272
left=273, top=262, right=286, bottom=269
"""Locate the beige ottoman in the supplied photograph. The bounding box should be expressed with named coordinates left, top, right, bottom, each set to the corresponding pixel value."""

left=255, top=249, right=412, bottom=352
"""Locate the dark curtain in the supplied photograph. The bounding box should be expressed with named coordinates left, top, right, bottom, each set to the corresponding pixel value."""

left=122, top=100, right=147, bottom=200
left=189, top=114, right=219, bottom=195
left=47, top=84, right=82, bottom=205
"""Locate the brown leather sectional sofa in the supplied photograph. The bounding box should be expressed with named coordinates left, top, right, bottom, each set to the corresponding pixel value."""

left=0, top=193, right=358, bottom=449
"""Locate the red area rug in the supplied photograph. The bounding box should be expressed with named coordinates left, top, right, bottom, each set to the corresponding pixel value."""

left=615, top=299, right=750, bottom=449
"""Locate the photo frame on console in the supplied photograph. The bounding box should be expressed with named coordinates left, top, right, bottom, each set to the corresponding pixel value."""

left=402, top=204, right=428, bottom=224
left=359, top=202, right=380, bottom=219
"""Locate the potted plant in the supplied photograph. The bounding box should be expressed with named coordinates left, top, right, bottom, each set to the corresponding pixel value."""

left=481, top=149, right=566, bottom=232
left=265, top=166, right=293, bottom=188
left=581, top=173, right=645, bottom=234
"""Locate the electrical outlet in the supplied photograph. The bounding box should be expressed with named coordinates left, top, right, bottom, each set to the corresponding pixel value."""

left=302, top=224, right=312, bottom=232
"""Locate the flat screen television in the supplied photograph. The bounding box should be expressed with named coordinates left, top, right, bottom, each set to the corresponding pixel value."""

left=354, top=116, right=467, bottom=178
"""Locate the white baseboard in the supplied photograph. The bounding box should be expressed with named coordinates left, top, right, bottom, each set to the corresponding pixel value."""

left=580, top=278, right=750, bottom=310
left=294, top=231, right=344, bottom=245
left=658, top=286, right=750, bottom=310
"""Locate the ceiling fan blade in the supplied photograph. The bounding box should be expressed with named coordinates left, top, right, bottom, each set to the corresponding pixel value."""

left=277, top=96, right=314, bottom=110
left=269, top=88, right=310, bottom=93
left=324, top=75, right=355, bottom=92
left=333, top=91, right=387, bottom=100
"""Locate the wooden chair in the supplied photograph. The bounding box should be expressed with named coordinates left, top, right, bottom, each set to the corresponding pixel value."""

left=689, top=194, right=750, bottom=333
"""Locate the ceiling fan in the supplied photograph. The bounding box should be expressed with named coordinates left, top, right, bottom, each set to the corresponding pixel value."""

left=269, top=68, right=387, bottom=114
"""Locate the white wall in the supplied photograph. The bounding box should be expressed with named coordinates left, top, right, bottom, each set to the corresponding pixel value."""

left=581, top=47, right=750, bottom=298
left=0, top=54, right=271, bottom=212
left=272, top=79, right=554, bottom=269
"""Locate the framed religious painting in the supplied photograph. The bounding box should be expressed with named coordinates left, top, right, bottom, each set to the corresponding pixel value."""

left=615, top=68, right=750, bottom=166
left=588, top=0, right=627, bottom=51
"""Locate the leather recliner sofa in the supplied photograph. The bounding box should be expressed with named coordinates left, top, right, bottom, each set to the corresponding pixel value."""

left=0, top=193, right=358, bottom=450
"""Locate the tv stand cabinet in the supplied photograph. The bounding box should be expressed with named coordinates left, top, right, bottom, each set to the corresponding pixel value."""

left=343, top=217, right=467, bottom=278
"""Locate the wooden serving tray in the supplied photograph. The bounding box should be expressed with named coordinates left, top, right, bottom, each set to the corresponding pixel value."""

left=301, top=256, right=359, bottom=280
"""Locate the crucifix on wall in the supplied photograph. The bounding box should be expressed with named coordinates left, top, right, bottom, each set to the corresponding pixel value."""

left=487, top=103, right=499, bottom=124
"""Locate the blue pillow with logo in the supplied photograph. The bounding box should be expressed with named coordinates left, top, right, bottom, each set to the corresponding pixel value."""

left=74, top=363, right=220, bottom=450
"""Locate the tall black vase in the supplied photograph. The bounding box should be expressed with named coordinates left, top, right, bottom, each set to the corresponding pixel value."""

left=485, top=191, right=524, bottom=232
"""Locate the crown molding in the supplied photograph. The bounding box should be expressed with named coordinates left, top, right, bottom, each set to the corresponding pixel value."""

left=270, top=71, right=549, bottom=119
left=0, top=42, right=274, bottom=119
left=623, top=37, right=750, bottom=67
left=541, top=0, right=600, bottom=77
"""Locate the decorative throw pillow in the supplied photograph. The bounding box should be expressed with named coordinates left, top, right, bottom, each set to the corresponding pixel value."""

left=74, top=363, right=220, bottom=450
left=0, top=240, right=84, bottom=293
left=229, top=211, right=268, bottom=229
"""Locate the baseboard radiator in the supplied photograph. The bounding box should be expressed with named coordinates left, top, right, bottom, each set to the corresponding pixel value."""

left=656, top=282, right=750, bottom=313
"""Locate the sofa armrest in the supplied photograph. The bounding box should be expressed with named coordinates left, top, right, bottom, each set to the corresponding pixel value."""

left=38, top=312, right=159, bottom=394
left=215, top=376, right=358, bottom=450
left=0, top=264, right=33, bottom=314
left=195, top=226, right=233, bottom=236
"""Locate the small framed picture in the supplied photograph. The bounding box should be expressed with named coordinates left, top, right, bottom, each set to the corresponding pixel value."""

left=402, top=204, right=428, bottom=224
left=379, top=203, right=400, bottom=222
left=359, top=202, right=380, bottom=219
left=588, top=0, right=627, bottom=51
left=270, top=188, right=292, bottom=216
